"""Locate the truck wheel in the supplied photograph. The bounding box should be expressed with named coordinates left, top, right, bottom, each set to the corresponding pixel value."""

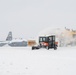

left=32, top=47, right=34, bottom=50
left=54, top=47, right=57, bottom=50
left=46, top=46, right=49, bottom=50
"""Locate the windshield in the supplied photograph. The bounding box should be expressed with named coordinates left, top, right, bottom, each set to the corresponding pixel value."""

left=39, top=37, right=48, bottom=42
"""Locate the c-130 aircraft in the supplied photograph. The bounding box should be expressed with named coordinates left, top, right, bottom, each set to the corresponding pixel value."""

left=0, top=32, right=27, bottom=47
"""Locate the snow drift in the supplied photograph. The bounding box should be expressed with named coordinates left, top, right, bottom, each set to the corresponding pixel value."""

left=37, top=27, right=76, bottom=47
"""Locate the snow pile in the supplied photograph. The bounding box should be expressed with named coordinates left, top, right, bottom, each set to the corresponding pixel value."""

left=37, top=27, right=76, bottom=47
left=38, top=27, right=65, bottom=36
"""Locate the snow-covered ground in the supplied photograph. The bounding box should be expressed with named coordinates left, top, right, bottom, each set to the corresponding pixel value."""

left=0, top=47, right=76, bottom=75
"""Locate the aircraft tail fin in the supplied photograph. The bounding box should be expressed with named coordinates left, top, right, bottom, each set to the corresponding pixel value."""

left=6, top=31, right=12, bottom=41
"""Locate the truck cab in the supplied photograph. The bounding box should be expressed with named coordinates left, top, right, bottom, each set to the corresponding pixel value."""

left=32, top=35, right=58, bottom=50
left=39, top=35, right=58, bottom=50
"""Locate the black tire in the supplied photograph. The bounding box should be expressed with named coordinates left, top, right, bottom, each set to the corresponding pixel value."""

left=54, top=47, right=57, bottom=50
left=32, top=47, right=34, bottom=50
left=46, top=46, right=49, bottom=50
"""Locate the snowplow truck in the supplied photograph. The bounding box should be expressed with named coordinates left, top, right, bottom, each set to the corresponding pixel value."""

left=32, top=35, right=58, bottom=50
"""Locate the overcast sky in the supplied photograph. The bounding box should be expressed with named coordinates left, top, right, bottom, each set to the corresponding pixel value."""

left=0, top=0, right=76, bottom=40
